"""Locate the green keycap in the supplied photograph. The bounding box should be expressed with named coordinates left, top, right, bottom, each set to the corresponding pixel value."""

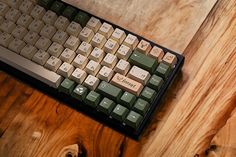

left=120, top=92, right=136, bottom=108
left=155, top=63, right=171, bottom=79
left=38, top=0, right=54, bottom=9
left=97, top=98, right=116, bottom=115
left=133, top=98, right=149, bottom=115
left=124, top=111, right=143, bottom=129
left=97, top=81, right=122, bottom=101
left=62, top=6, right=77, bottom=21
left=85, top=91, right=101, bottom=108
left=129, top=50, right=158, bottom=73
left=50, top=1, right=65, bottom=15
left=71, top=85, right=88, bottom=101
left=140, top=87, right=157, bottom=103
left=147, top=75, right=164, bottom=90
left=111, top=104, right=129, bottom=122
left=58, top=78, right=76, bottom=94
left=74, top=11, right=90, bottom=27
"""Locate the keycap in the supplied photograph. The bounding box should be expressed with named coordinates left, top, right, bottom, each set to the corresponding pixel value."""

left=74, top=11, right=90, bottom=27
left=91, top=33, right=107, bottom=48
left=0, top=33, right=14, bottom=47
left=0, top=46, right=63, bottom=88
left=111, top=73, right=144, bottom=96
left=64, top=35, right=80, bottom=51
left=97, top=81, right=122, bottom=101
left=28, top=19, right=44, bottom=33
left=133, top=98, right=149, bottom=115
left=127, top=66, right=151, bottom=85
left=136, top=39, right=152, bottom=54
left=57, top=62, right=74, bottom=78
left=85, top=60, right=101, bottom=76
left=60, top=48, right=76, bottom=63
left=129, top=50, right=158, bottom=74
left=97, top=66, right=113, bottom=82
left=8, top=38, right=26, bottom=53
left=70, top=68, right=87, bottom=84
left=50, top=1, right=65, bottom=15
left=120, top=92, right=136, bottom=108
left=111, top=104, right=129, bottom=122
left=83, top=75, right=100, bottom=90
left=97, top=98, right=116, bottom=115
left=35, top=36, right=52, bottom=51
left=114, top=59, right=131, bottom=75
left=147, top=75, right=163, bottom=91
left=76, top=41, right=92, bottom=56
left=0, top=2, right=9, bottom=16
left=71, top=85, right=88, bottom=101
left=0, top=20, right=16, bottom=34
left=155, top=63, right=171, bottom=79
left=89, top=47, right=104, bottom=63
left=17, top=14, right=33, bottom=28
left=79, top=27, right=94, bottom=42
left=20, top=44, right=38, bottom=59
left=101, top=53, right=118, bottom=69
left=7, top=0, right=23, bottom=9
left=124, top=111, right=143, bottom=129
left=32, top=50, right=50, bottom=65
left=140, top=87, right=157, bottom=103
left=59, top=78, right=76, bottom=94
left=123, top=34, right=139, bottom=50
left=72, top=54, right=88, bottom=69
left=111, top=28, right=126, bottom=44
left=85, top=91, right=101, bottom=108
left=98, top=22, right=114, bottom=39
left=38, top=0, right=54, bottom=10
left=45, top=56, right=62, bottom=72
left=40, top=24, right=56, bottom=39
left=31, top=5, right=46, bottom=20
left=62, top=6, right=77, bottom=21
left=148, top=46, right=164, bottom=62
left=86, top=17, right=102, bottom=32
left=48, top=42, right=64, bottom=57
left=116, top=44, right=132, bottom=60
left=66, top=21, right=82, bottom=37
left=104, top=38, right=119, bottom=54
left=19, top=1, right=34, bottom=14
left=52, top=30, right=69, bottom=45
left=54, top=16, right=70, bottom=31
left=42, top=10, right=58, bottom=25
left=162, top=52, right=177, bottom=67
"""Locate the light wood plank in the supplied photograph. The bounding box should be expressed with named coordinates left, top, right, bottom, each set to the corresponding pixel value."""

left=140, top=0, right=236, bottom=156
left=64, top=0, right=217, bottom=52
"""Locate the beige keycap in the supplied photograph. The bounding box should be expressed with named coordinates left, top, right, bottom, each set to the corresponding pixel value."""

left=30, top=5, right=46, bottom=19
left=5, top=8, right=21, bottom=22
left=0, top=33, right=14, bottom=47
left=91, top=33, right=107, bottom=48
left=85, top=60, right=101, bottom=76
left=162, top=52, right=177, bottom=67
left=97, top=66, right=114, bottom=82
left=23, top=31, right=39, bottom=45
left=40, top=24, right=56, bottom=39
left=79, top=27, right=94, bottom=42
left=57, top=62, right=74, bottom=78
left=76, top=41, right=92, bottom=56
left=8, top=38, right=26, bottom=53
left=42, top=10, right=57, bottom=25
left=54, top=16, right=70, bottom=31
left=64, top=35, right=80, bottom=51
left=98, top=22, right=114, bottom=39
left=60, top=48, right=76, bottom=63
left=7, top=0, right=23, bottom=9
left=66, top=21, right=82, bottom=37
left=89, top=47, right=104, bottom=62
left=72, top=54, right=88, bottom=69
left=114, top=59, right=130, bottom=75
left=148, top=46, right=164, bottom=62
left=101, top=53, right=118, bottom=69
left=123, top=34, right=139, bottom=50
left=45, top=56, right=62, bottom=72
left=127, top=66, right=151, bottom=85
left=32, top=50, right=50, bottom=65
left=111, top=73, right=144, bottom=96
left=83, top=75, right=100, bottom=90
left=28, top=19, right=44, bottom=33
left=136, top=39, right=152, bottom=54
left=70, top=68, right=87, bottom=84
left=20, top=44, right=38, bottom=59
left=116, top=44, right=131, bottom=60
left=111, top=28, right=126, bottom=44
left=35, top=36, right=52, bottom=51
left=104, top=38, right=119, bottom=54
left=0, top=2, right=9, bottom=16
left=48, top=42, right=64, bottom=57
left=19, top=0, right=34, bottom=14
left=86, top=17, right=102, bottom=32
left=0, top=20, right=16, bottom=33
left=17, top=14, right=33, bottom=27
left=52, top=30, right=69, bottom=45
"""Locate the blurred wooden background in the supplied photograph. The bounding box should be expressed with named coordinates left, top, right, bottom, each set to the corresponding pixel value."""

left=0, top=0, right=235, bottom=156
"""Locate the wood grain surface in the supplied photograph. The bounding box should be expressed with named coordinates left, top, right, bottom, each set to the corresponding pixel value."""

left=0, top=0, right=236, bottom=157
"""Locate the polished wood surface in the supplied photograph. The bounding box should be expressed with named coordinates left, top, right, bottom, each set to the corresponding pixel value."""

left=0, top=0, right=236, bottom=156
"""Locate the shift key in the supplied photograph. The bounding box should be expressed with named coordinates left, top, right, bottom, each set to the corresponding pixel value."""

left=111, top=73, right=144, bottom=96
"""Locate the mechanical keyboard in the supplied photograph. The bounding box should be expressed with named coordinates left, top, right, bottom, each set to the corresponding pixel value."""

left=0, top=0, right=184, bottom=139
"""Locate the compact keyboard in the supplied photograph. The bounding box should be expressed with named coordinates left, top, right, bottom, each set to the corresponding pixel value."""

left=0, top=0, right=184, bottom=139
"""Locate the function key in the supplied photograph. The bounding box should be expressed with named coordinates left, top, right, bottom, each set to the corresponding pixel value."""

left=155, top=63, right=171, bottom=79
left=50, top=1, right=65, bottom=15
left=124, top=111, right=143, bottom=129
left=136, top=39, right=152, bottom=54
left=37, top=0, right=54, bottom=10
left=148, top=46, right=164, bottom=62
left=62, top=6, right=77, bottom=21
left=162, top=52, right=177, bottom=68
left=74, top=11, right=90, bottom=27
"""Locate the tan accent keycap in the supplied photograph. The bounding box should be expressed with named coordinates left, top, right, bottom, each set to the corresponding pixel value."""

left=162, top=52, right=177, bottom=67
left=148, top=46, right=164, bottom=62
left=111, top=73, right=144, bottom=96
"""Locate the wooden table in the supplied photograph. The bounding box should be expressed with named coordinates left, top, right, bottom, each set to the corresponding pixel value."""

left=0, top=0, right=235, bottom=156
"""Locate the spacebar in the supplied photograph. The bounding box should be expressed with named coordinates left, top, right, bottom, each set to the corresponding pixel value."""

left=0, top=46, right=63, bottom=88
